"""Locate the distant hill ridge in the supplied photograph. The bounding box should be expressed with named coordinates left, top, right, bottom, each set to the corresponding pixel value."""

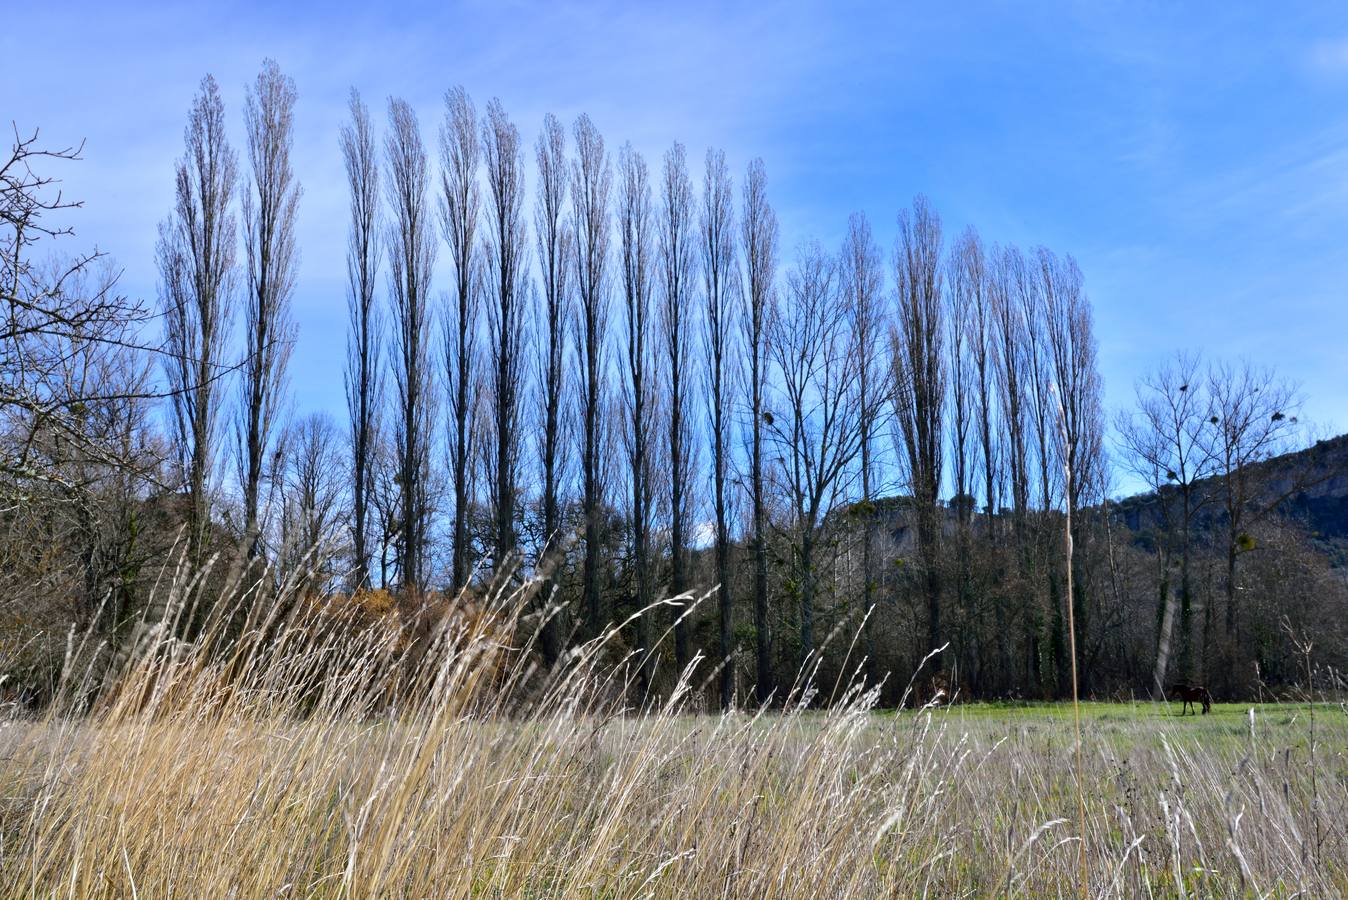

left=1112, top=433, right=1348, bottom=541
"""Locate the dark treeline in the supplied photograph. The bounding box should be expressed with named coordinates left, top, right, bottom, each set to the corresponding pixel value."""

left=3, top=63, right=1344, bottom=708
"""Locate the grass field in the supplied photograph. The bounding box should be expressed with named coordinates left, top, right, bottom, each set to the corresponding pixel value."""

left=0, top=591, right=1343, bottom=897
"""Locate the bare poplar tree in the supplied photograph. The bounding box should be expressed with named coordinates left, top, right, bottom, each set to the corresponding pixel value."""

left=991, top=246, right=1029, bottom=523
left=1039, top=248, right=1105, bottom=689
left=945, top=228, right=980, bottom=681
left=440, top=86, right=481, bottom=592
left=384, top=98, right=436, bottom=592
left=954, top=229, right=1004, bottom=684
left=1018, top=248, right=1064, bottom=691
left=739, top=158, right=777, bottom=703
left=840, top=212, right=884, bottom=681
left=769, top=242, right=861, bottom=672
left=658, top=142, right=697, bottom=668
left=962, top=232, right=998, bottom=521
left=1022, top=260, right=1057, bottom=518
left=481, top=98, right=527, bottom=577
left=571, top=114, right=611, bottom=640
left=618, top=143, right=655, bottom=683
left=159, top=74, right=237, bottom=571
left=341, top=89, right=381, bottom=591
left=947, top=232, right=978, bottom=522
left=891, top=196, right=946, bottom=663
left=238, top=59, right=300, bottom=561
left=990, top=245, right=1041, bottom=688
left=1039, top=250, right=1102, bottom=518
left=700, top=148, right=738, bottom=708
left=533, top=113, right=571, bottom=663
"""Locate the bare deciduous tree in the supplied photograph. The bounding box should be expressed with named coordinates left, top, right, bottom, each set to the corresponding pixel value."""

left=533, top=113, right=571, bottom=663
left=945, top=228, right=982, bottom=682
left=1019, top=249, right=1062, bottom=695
left=991, top=246, right=1029, bottom=524
left=385, top=97, right=436, bottom=592
left=1206, top=362, right=1303, bottom=640
left=440, top=86, right=481, bottom=593
left=2, top=130, right=153, bottom=488
left=278, top=411, right=343, bottom=590
left=960, top=230, right=1010, bottom=688
left=962, top=232, right=998, bottom=521
left=1117, top=352, right=1213, bottom=694
left=891, top=196, right=946, bottom=663
left=571, top=114, right=611, bottom=640
left=769, top=242, right=862, bottom=673
left=341, top=89, right=381, bottom=591
left=481, top=98, right=527, bottom=578
left=989, top=245, right=1039, bottom=685
left=1022, top=259, right=1057, bottom=519
left=3, top=129, right=166, bottom=677
left=1040, top=251, right=1102, bottom=518
left=0, top=252, right=162, bottom=671
left=739, top=158, right=777, bottom=703
left=618, top=143, right=655, bottom=685
left=1039, top=248, right=1105, bottom=689
left=840, top=211, right=885, bottom=683
left=947, top=232, right=978, bottom=523
left=658, top=142, right=697, bottom=668
left=367, top=429, right=401, bottom=589
left=159, top=75, right=237, bottom=571
left=1019, top=248, right=1065, bottom=691
left=700, top=148, right=738, bottom=708
left=238, top=59, right=300, bottom=561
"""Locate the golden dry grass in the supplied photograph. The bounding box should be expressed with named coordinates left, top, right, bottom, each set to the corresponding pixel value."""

left=0, top=579, right=1343, bottom=897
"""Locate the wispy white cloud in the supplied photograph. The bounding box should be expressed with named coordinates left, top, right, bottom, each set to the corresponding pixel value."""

left=1308, top=37, right=1348, bottom=74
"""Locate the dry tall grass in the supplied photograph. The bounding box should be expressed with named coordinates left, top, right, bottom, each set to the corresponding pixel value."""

left=0, top=568, right=1343, bottom=897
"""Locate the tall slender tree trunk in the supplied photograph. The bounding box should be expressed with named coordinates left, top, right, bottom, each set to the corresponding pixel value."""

left=619, top=143, right=654, bottom=690
left=482, top=99, right=526, bottom=578
left=533, top=113, right=568, bottom=664
left=571, top=115, right=611, bottom=641
left=743, top=160, right=775, bottom=702
left=440, top=86, right=480, bottom=595
left=385, top=97, right=436, bottom=594
left=240, top=59, right=299, bottom=564
left=341, top=90, right=379, bottom=592
left=702, top=149, right=736, bottom=709
left=893, top=197, right=946, bottom=670
left=660, top=143, right=695, bottom=670
left=843, top=212, right=883, bottom=687
left=159, top=75, right=237, bottom=593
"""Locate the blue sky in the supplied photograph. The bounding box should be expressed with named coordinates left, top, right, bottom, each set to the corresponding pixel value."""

left=5, top=1, right=1348, bottom=496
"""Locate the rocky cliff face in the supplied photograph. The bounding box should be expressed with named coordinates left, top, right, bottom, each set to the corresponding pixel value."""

left=1112, top=434, right=1348, bottom=541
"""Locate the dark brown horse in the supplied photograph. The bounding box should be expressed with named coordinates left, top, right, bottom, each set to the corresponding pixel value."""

left=1168, top=683, right=1212, bottom=715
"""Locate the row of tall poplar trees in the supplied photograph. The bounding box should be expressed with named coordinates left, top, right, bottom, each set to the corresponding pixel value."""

left=157, top=64, right=1109, bottom=705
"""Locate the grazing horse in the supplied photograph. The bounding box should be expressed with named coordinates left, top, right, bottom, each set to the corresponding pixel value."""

left=1169, top=683, right=1212, bottom=715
